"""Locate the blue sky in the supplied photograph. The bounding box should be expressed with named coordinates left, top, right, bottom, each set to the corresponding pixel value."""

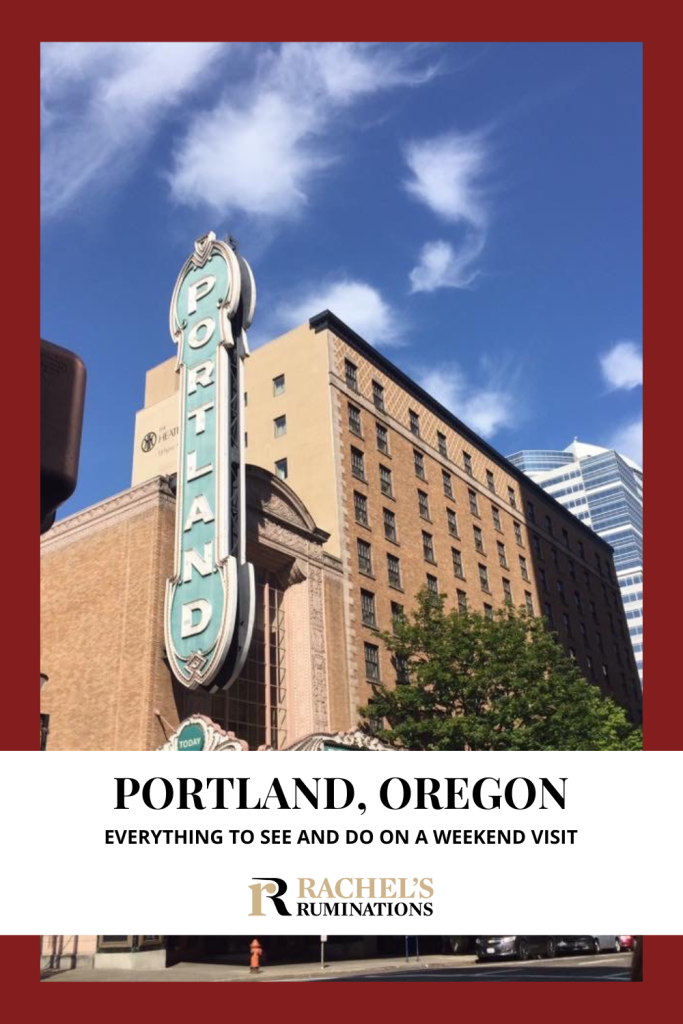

left=40, top=42, right=642, bottom=518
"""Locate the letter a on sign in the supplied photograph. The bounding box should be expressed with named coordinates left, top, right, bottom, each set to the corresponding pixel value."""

left=164, top=232, right=256, bottom=691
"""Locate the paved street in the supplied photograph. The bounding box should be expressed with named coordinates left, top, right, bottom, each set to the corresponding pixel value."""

left=42, top=951, right=632, bottom=983
left=318, top=953, right=631, bottom=982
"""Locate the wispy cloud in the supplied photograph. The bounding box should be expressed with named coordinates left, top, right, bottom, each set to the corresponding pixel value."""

left=417, top=361, right=519, bottom=438
left=268, top=277, right=404, bottom=349
left=599, top=340, right=643, bottom=391
left=41, top=43, right=228, bottom=219
left=169, top=43, right=437, bottom=220
left=608, top=417, right=643, bottom=467
left=409, top=237, right=484, bottom=292
left=403, top=129, right=491, bottom=291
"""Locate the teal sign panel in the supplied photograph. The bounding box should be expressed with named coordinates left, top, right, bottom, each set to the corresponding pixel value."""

left=164, top=232, right=256, bottom=691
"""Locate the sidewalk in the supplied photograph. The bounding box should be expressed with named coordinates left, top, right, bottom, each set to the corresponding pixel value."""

left=42, top=953, right=476, bottom=983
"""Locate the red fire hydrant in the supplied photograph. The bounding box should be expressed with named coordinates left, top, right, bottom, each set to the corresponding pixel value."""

left=250, top=938, right=263, bottom=973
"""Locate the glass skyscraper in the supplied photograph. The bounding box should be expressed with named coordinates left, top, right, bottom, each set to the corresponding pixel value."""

left=508, top=441, right=643, bottom=684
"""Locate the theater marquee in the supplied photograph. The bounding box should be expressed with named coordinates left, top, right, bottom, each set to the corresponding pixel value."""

left=164, top=232, right=256, bottom=691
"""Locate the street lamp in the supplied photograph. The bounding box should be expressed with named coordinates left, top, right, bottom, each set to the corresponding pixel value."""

left=40, top=673, right=49, bottom=691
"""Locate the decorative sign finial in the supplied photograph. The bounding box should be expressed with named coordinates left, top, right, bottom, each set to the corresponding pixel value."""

left=164, top=232, right=256, bottom=691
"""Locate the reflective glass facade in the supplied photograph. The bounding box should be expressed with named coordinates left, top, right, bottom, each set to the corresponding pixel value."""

left=508, top=443, right=643, bottom=683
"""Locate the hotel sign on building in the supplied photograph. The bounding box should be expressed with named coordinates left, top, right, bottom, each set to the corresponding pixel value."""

left=164, top=232, right=256, bottom=692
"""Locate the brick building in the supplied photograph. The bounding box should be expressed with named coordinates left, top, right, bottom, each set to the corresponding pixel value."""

left=131, top=310, right=642, bottom=725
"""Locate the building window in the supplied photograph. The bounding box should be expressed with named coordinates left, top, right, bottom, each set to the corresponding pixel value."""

left=447, top=508, right=459, bottom=537
left=584, top=569, right=591, bottom=589
left=273, top=374, right=285, bottom=396
left=274, top=414, right=287, bottom=438
left=40, top=712, right=50, bottom=751
left=457, top=589, right=468, bottom=613
left=574, top=590, right=582, bottom=611
left=473, top=525, right=485, bottom=553
left=519, top=554, right=529, bottom=581
left=492, top=505, right=502, bottom=531
left=437, top=431, right=448, bottom=457
left=463, top=451, right=474, bottom=476
left=409, top=409, right=420, bottom=436
left=275, top=458, right=288, bottom=480
left=514, top=521, right=523, bottom=546
left=551, top=547, right=559, bottom=568
left=580, top=622, right=587, bottom=642
left=426, top=573, right=439, bottom=595
left=379, top=464, right=393, bottom=497
left=544, top=602, right=555, bottom=628
left=442, top=470, right=454, bottom=499
left=479, top=563, right=490, bottom=593
left=345, top=358, right=358, bottom=392
left=497, top=540, right=508, bottom=568
left=562, top=528, right=570, bottom=548
left=578, top=540, right=585, bottom=560
left=348, top=403, right=362, bottom=436
left=376, top=422, right=389, bottom=454
left=383, top=507, right=397, bottom=542
left=533, top=534, right=543, bottom=559
left=563, top=612, right=572, bottom=636
left=414, top=489, right=428, bottom=519
left=452, top=547, right=465, bottom=579
left=568, top=558, right=576, bottom=579
left=508, top=486, right=518, bottom=509
left=395, top=654, right=410, bottom=685
left=357, top=539, right=373, bottom=576
left=372, top=380, right=385, bottom=411
left=540, top=567, right=549, bottom=592
left=486, top=469, right=496, bottom=493
left=422, top=531, right=436, bottom=563
left=590, top=600, right=598, bottom=622
left=414, top=449, right=426, bottom=480
left=545, top=514, right=553, bottom=535
left=364, top=643, right=380, bottom=682
left=391, top=602, right=405, bottom=629
left=354, top=491, right=368, bottom=527
left=524, top=591, right=534, bottom=614
left=351, top=446, right=365, bottom=481
left=587, top=654, right=594, bottom=677
left=557, top=579, right=566, bottom=602
left=244, top=432, right=248, bottom=448
left=468, top=489, right=479, bottom=516
left=387, top=553, right=402, bottom=590
left=502, top=578, right=513, bottom=604
left=527, top=500, right=536, bottom=523
left=244, top=392, right=248, bottom=406
left=484, top=603, right=494, bottom=620
left=361, top=589, right=377, bottom=628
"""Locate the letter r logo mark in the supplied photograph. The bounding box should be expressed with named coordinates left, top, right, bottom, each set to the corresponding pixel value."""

left=249, top=877, right=291, bottom=916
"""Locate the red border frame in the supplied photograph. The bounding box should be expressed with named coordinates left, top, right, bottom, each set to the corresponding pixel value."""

left=14, top=27, right=677, bottom=1017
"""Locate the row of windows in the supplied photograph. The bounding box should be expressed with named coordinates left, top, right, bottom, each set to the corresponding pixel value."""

left=343, top=360, right=520, bottom=508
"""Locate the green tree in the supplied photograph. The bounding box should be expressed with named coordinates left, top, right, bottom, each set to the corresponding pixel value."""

left=359, top=590, right=642, bottom=751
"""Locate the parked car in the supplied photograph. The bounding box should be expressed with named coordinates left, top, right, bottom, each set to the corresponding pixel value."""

left=553, top=935, right=619, bottom=955
left=476, top=936, right=553, bottom=961
left=617, top=935, right=635, bottom=952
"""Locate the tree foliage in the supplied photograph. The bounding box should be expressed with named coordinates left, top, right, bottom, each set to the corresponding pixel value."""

left=359, top=590, right=642, bottom=751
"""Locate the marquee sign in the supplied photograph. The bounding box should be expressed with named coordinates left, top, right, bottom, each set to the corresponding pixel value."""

left=164, top=232, right=256, bottom=691
left=157, top=715, right=249, bottom=752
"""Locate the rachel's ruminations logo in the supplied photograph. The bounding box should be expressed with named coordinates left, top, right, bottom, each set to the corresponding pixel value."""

left=249, top=877, right=292, bottom=916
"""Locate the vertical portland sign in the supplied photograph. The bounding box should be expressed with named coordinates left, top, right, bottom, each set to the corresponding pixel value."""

left=164, top=232, right=256, bottom=691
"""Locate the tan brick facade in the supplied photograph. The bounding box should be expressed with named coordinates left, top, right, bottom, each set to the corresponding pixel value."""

left=40, top=470, right=347, bottom=751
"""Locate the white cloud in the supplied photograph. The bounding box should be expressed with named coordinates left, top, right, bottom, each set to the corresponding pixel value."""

left=417, top=363, right=518, bottom=438
left=608, top=417, right=643, bottom=467
left=41, top=42, right=227, bottom=219
left=169, top=43, right=437, bottom=219
left=599, top=341, right=643, bottom=391
left=404, top=129, right=490, bottom=291
left=409, top=237, right=484, bottom=292
left=403, top=129, right=489, bottom=227
left=272, top=278, right=402, bottom=348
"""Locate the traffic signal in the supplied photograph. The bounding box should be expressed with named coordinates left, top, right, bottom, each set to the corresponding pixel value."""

left=40, top=338, right=86, bottom=533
